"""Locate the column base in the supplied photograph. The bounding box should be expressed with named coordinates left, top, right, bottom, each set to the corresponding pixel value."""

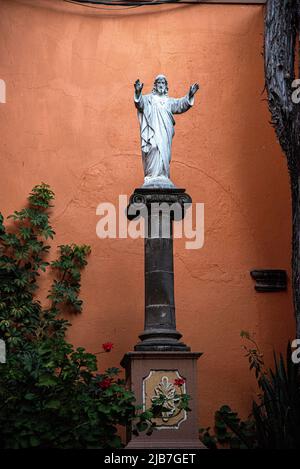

left=121, top=351, right=206, bottom=449
left=135, top=329, right=190, bottom=352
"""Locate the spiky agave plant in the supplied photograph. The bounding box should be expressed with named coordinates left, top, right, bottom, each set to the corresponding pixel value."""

left=252, top=343, right=300, bottom=449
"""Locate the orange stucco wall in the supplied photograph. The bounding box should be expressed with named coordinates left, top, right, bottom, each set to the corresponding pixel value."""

left=0, top=0, right=295, bottom=427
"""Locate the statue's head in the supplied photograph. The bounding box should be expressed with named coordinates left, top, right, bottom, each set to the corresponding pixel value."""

left=152, top=75, right=168, bottom=96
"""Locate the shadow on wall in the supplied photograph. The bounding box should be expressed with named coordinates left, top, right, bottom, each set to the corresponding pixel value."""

left=232, top=8, right=294, bottom=347
left=5, top=0, right=202, bottom=19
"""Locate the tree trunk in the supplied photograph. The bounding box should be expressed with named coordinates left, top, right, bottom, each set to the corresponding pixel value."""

left=291, top=173, right=300, bottom=338
left=265, top=0, right=300, bottom=337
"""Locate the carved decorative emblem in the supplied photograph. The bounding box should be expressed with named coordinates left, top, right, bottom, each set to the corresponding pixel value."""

left=151, top=376, right=180, bottom=422
left=143, top=370, right=187, bottom=429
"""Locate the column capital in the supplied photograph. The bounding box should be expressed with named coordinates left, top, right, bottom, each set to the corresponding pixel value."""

left=127, top=188, right=192, bottom=221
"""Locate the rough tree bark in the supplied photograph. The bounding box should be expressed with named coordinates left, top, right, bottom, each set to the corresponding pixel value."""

left=265, top=0, right=300, bottom=338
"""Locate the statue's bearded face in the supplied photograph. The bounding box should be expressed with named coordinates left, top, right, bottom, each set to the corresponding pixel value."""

left=154, top=78, right=168, bottom=96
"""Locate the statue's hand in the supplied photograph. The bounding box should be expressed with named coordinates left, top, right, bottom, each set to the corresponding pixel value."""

left=189, top=83, right=200, bottom=99
left=134, top=79, right=144, bottom=96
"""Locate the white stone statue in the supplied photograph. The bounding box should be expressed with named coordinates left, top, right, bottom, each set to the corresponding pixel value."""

left=134, top=75, right=199, bottom=188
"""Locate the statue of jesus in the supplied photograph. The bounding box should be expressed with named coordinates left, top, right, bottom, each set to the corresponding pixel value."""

left=134, top=75, right=199, bottom=188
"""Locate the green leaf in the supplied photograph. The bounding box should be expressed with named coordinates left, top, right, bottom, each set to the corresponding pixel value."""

left=45, top=400, right=61, bottom=410
left=37, top=374, right=57, bottom=387
left=29, top=436, right=40, bottom=447
left=24, top=393, right=36, bottom=401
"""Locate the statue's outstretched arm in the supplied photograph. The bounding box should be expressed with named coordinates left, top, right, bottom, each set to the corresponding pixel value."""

left=171, top=83, right=199, bottom=115
left=170, top=95, right=194, bottom=114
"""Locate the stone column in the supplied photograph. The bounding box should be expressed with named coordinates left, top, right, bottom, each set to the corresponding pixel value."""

left=127, top=188, right=192, bottom=351
left=122, top=187, right=205, bottom=449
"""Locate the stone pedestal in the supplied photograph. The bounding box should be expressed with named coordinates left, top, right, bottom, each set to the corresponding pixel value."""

left=121, top=352, right=205, bottom=449
left=122, top=188, right=205, bottom=448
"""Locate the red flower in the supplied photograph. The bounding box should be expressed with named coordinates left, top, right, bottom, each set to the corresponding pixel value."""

left=174, top=378, right=185, bottom=387
left=99, top=377, right=112, bottom=390
left=102, top=342, right=113, bottom=352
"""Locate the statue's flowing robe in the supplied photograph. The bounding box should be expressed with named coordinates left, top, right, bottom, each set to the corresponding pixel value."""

left=134, top=93, right=194, bottom=180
